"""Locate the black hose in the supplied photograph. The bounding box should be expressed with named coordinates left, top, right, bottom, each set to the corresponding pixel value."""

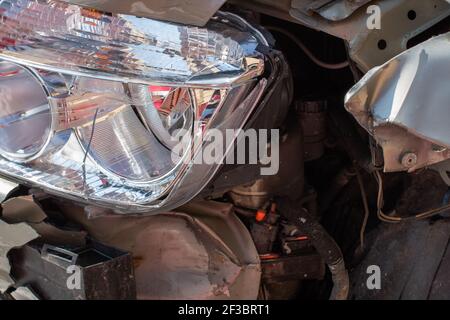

left=278, top=197, right=349, bottom=300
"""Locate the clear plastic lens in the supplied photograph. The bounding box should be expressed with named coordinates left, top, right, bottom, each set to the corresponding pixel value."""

left=76, top=107, right=178, bottom=182
left=74, top=78, right=194, bottom=182
left=0, top=0, right=265, bottom=211
left=0, top=58, right=257, bottom=210
left=134, top=86, right=194, bottom=149
left=0, top=61, right=52, bottom=160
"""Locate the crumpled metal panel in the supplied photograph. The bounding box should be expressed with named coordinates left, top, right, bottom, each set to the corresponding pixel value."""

left=59, top=201, right=261, bottom=300
left=345, top=32, right=450, bottom=172
left=63, top=0, right=226, bottom=26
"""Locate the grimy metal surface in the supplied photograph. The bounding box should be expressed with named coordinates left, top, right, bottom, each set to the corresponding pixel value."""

left=231, top=0, right=450, bottom=72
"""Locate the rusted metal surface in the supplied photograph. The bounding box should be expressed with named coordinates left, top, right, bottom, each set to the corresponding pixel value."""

left=63, top=0, right=226, bottom=26
left=278, top=200, right=349, bottom=300
left=345, top=32, right=450, bottom=172
left=250, top=213, right=280, bottom=254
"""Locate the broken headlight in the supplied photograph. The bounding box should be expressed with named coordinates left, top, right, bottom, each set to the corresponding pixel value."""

left=0, top=0, right=267, bottom=212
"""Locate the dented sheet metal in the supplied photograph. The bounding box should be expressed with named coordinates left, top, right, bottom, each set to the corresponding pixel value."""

left=0, top=220, right=38, bottom=293
left=60, top=201, right=261, bottom=300
left=345, top=32, right=450, bottom=172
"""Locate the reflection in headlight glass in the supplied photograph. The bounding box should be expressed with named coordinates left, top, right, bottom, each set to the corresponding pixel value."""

left=0, top=0, right=265, bottom=211
left=75, top=78, right=194, bottom=182
left=0, top=61, right=52, bottom=160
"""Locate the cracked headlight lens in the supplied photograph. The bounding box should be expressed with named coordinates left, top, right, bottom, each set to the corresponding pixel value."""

left=0, top=0, right=267, bottom=213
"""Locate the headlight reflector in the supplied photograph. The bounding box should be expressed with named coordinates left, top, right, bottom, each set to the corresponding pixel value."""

left=0, top=61, right=52, bottom=161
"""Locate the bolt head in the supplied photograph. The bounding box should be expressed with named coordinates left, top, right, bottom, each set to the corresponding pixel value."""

left=401, top=152, right=418, bottom=168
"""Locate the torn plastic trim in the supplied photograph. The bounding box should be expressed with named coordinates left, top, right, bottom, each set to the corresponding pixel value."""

left=345, top=32, right=450, bottom=172
left=1, top=195, right=87, bottom=247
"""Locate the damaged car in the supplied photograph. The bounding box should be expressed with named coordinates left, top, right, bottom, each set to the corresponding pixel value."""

left=0, top=0, right=450, bottom=301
